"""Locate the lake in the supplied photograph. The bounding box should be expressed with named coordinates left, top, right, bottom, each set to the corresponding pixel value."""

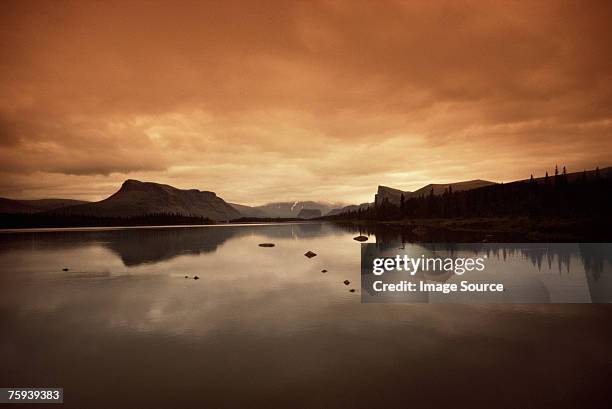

left=1, top=223, right=611, bottom=408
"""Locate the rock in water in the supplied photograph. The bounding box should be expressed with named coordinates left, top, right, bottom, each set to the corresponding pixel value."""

left=321, top=269, right=327, bottom=273
left=193, top=276, right=200, bottom=280
left=343, top=280, right=350, bottom=285
left=304, top=251, right=317, bottom=258
left=349, top=289, right=356, bottom=293
left=353, top=235, right=368, bottom=242
left=62, top=268, right=69, bottom=271
left=258, top=243, right=275, bottom=247
left=184, top=276, right=189, bottom=279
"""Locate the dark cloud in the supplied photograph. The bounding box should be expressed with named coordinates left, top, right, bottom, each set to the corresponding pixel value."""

left=0, top=0, right=611, bottom=202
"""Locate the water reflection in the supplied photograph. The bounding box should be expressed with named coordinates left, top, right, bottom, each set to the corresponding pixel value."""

left=0, top=223, right=611, bottom=408
left=0, top=223, right=340, bottom=266
left=360, top=243, right=612, bottom=303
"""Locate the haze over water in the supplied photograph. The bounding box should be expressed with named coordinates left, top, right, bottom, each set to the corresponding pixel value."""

left=1, top=223, right=611, bottom=408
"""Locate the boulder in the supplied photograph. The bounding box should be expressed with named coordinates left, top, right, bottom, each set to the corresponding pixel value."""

left=343, top=280, right=350, bottom=285
left=353, top=235, right=368, bottom=242
left=304, top=251, right=317, bottom=258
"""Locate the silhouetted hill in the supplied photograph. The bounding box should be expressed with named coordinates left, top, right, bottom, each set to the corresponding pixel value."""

left=57, top=179, right=241, bottom=221
left=375, top=179, right=496, bottom=205
left=413, top=179, right=496, bottom=196
left=332, top=166, right=612, bottom=223
left=0, top=198, right=90, bottom=213
left=528, top=166, right=612, bottom=184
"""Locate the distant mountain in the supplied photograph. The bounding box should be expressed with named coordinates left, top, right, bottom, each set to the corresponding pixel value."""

left=229, top=203, right=268, bottom=218
left=0, top=198, right=90, bottom=214
left=297, top=208, right=322, bottom=219
left=58, top=179, right=241, bottom=221
left=243, top=201, right=342, bottom=218
left=327, top=203, right=371, bottom=216
left=375, top=179, right=496, bottom=205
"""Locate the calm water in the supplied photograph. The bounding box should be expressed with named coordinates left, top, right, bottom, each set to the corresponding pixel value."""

left=1, top=223, right=611, bottom=408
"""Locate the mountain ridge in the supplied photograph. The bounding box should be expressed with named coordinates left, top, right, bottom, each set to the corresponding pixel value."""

left=57, top=179, right=241, bottom=221
left=0, top=198, right=90, bottom=214
left=232, top=201, right=344, bottom=218
left=375, top=179, right=497, bottom=205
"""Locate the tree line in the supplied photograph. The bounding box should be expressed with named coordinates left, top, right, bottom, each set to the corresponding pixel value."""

left=331, top=167, right=612, bottom=221
left=0, top=212, right=215, bottom=229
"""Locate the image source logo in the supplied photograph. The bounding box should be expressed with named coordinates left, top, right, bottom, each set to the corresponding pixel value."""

left=361, top=243, right=612, bottom=304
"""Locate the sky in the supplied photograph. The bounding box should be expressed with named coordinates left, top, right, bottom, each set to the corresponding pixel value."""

left=1, top=0, right=611, bottom=205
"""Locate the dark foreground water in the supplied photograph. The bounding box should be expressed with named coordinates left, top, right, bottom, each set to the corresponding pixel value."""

left=0, top=223, right=611, bottom=408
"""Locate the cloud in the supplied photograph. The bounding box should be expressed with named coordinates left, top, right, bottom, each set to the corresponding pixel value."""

left=0, top=0, right=611, bottom=203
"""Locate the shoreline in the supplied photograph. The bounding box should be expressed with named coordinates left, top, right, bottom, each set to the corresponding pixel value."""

left=331, top=217, right=612, bottom=242
left=0, top=221, right=319, bottom=234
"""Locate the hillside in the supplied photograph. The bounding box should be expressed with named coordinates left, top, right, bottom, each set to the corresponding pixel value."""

left=229, top=203, right=268, bottom=218
left=327, top=203, right=371, bottom=216
left=0, top=198, right=90, bottom=214
left=333, top=166, right=612, bottom=222
left=297, top=208, right=322, bottom=219
left=375, top=179, right=496, bottom=205
left=58, top=179, right=241, bottom=221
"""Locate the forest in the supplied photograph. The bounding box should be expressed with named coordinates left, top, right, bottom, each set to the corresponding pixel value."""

left=330, top=167, right=612, bottom=221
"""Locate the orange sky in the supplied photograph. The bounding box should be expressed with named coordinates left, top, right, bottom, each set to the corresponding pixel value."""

left=1, top=0, right=611, bottom=205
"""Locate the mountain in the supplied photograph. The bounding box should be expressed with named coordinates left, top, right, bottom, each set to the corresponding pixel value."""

left=58, top=179, right=241, bottom=221
left=413, top=179, right=497, bottom=197
left=244, top=201, right=343, bottom=218
left=297, top=208, right=322, bottom=219
left=374, top=186, right=407, bottom=206
left=327, top=203, right=371, bottom=216
left=229, top=203, right=268, bottom=218
left=0, top=198, right=90, bottom=214
left=375, top=179, right=496, bottom=205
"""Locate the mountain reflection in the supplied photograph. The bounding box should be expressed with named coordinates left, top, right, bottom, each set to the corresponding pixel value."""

left=0, top=223, right=341, bottom=266
left=1, top=224, right=610, bottom=282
